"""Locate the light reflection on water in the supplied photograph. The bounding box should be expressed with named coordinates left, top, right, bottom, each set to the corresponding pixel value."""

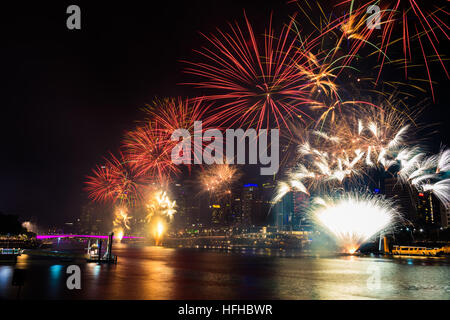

left=0, top=244, right=449, bottom=300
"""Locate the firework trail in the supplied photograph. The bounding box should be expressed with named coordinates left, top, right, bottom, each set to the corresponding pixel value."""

left=184, top=12, right=321, bottom=131
left=124, top=97, right=222, bottom=180
left=85, top=152, right=148, bottom=206
left=123, top=123, right=180, bottom=184
left=112, top=206, right=132, bottom=241
left=145, top=188, right=177, bottom=222
left=276, top=120, right=450, bottom=210
left=142, top=187, right=176, bottom=244
left=402, top=147, right=450, bottom=208
left=275, top=102, right=414, bottom=201
left=275, top=95, right=450, bottom=211
left=336, top=0, right=449, bottom=100
left=198, top=164, right=242, bottom=200
left=310, top=191, right=402, bottom=253
left=289, top=0, right=387, bottom=85
left=143, top=97, right=213, bottom=134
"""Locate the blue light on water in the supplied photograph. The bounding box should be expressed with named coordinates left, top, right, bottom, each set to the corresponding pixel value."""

left=50, top=265, right=63, bottom=280
left=0, top=267, right=13, bottom=288
left=93, top=265, right=101, bottom=277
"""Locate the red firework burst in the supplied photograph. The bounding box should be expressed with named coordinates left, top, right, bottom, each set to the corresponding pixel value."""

left=183, top=12, right=318, bottom=131
left=123, top=122, right=180, bottom=183
left=144, top=97, right=216, bottom=134
left=85, top=152, right=147, bottom=205
left=131, top=97, right=222, bottom=171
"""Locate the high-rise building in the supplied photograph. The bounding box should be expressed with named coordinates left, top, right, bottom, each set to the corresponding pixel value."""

left=274, top=191, right=294, bottom=230
left=172, top=183, right=187, bottom=228
left=229, top=186, right=243, bottom=225
left=384, top=177, right=417, bottom=221
left=261, top=181, right=277, bottom=225
left=293, top=192, right=311, bottom=229
left=210, top=204, right=222, bottom=225
left=440, top=203, right=450, bottom=229
left=384, top=177, right=443, bottom=228
left=78, top=203, right=110, bottom=234
left=241, top=183, right=262, bottom=226
left=416, top=191, right=442, bottom=227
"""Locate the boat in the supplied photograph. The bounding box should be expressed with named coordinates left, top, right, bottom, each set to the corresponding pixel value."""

left=0, top=248, right=23, bottom=261
left=391, top=245, right=443, bottom=256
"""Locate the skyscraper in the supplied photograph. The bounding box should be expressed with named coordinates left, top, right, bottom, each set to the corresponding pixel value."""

left=274, top=191, right=294, bottom=230
left=293, top=192, right=311, bottom=229
left=440, top=203, right=449, bottom=229
left=416, top=191, right=442, bottom=227
left=384, top=177, right=417, bottom=221
left=172, top=183, right=187, bottom=228
left=261, top=181, right=277, bottom=226
left=241, top=183, right=261, bottom=226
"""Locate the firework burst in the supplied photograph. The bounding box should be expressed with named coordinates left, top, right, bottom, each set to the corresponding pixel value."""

left=123, top=123, right=180, bottom=183
left=85, top=152, right=147, bottom=206
left=143, top=97, right=216, bottom=136
left=112, top=206, right=132, bottom=241
left=198, top=164, right=242, bottom=199
left=184, top=12, right=318, bottom=131
left=145, top=188, right=177, bottom=222
left=337, top=0, right=449, bottom=99
left=275, top=101, right=415, bottom=200
left=400, top=147, right=450, bottom=208
left=310, top=191, right=402, bottom=253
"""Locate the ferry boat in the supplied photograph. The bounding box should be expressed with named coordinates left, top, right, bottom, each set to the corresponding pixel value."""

left=391, top=245, right=443, bottom=256
left=0, top=248, right=23, bottom=261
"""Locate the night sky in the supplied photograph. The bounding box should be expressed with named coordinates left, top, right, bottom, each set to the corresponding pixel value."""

left=0, top=1, right=448, bottom=226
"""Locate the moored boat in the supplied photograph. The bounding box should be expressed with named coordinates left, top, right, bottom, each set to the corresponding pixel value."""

left=0, top=248, right=23, bottom=261
left=391, top=245, right=443, bottom=256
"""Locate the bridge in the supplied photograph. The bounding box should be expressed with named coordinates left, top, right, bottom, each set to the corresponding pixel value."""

left=36, top=234, right=144, bottom=240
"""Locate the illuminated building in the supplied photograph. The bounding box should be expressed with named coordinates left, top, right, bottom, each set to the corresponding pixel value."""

left=210, top=204, right=223, bottom=225
left=229, top=188, right=243, bottom=225
left=384, top=177, right=443, bottom=228
left=172, top=183, right=187, bottom=227
left=274, top=191, right=294, bottom=230
left=384, top=177, right=418, bottom=221
left=416, top=192, right=442, bottom=227
left=261, top=181, right=277, bottom=225
left=440, top=203, right=449, bottom=229
left=292, top=192, right=311, bottom=229
left=241, top=183, right=262, bottom=226
left=78, top=203, right=109, bottom=235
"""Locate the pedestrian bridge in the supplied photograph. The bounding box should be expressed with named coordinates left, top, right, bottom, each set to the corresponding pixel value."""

left=36, top=234, right=144, bottom=240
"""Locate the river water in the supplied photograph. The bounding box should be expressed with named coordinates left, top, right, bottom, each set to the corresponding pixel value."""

left=1, top=243, right=449, bottom=299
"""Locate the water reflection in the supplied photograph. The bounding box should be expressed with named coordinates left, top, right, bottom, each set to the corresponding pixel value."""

left=0, top=245, right=449, bottom=299
left=0, top=266, right=13, bottom=293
